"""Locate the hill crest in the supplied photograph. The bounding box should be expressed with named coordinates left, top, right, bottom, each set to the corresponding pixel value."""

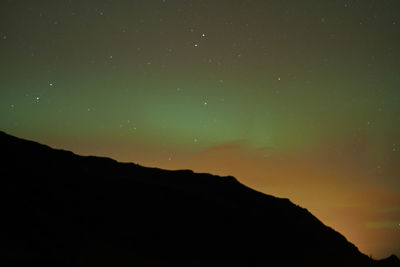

left=1, top=131, right=399, bottom=267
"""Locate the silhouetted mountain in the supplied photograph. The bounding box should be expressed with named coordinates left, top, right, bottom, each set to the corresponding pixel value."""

left=1, top=131, right=399, bottom=267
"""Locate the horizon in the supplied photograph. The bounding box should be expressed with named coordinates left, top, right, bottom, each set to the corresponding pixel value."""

left=1, top=0, right=399, bottom=258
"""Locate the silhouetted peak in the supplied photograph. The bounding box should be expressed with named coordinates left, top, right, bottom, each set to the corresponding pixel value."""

left=1, top=130, right=399, bottom=267
left=378, top=255, right=400, bottom=266
left=389, top=255, right=400, bottom=261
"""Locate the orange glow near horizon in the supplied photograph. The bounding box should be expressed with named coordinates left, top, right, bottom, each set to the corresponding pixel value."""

left=41, top=136, right=400, bottom=259
left=1, top=0, right=399, bottom=260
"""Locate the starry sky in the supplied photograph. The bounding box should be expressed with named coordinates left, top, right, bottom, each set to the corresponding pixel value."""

left=1, top=0, right=399, bottom=258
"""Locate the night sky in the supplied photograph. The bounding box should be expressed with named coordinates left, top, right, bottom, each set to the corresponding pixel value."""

left=1, top=0, right=399, bottom=258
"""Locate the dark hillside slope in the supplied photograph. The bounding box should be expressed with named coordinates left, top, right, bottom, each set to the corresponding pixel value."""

left=1, top=131, right=399, bottom=267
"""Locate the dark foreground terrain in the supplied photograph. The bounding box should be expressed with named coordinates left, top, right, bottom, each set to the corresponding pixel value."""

left=1, top=131, right=399, bottom=267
